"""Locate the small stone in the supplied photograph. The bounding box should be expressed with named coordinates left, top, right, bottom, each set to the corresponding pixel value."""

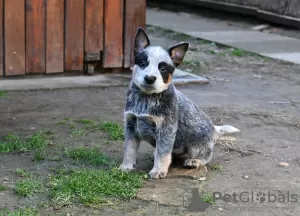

left=251, top=24, right=270, bottom=31
left=253, top=74, right=262, bottom=78
left=218, top=207, right=224, bottom=211
left=243, top=175, right=249, bottom=179
left=278, top=162, right=289, bottom=167
left=4, top=177, right=9, bottom=181
left=198, top=177, right=207, bottom=181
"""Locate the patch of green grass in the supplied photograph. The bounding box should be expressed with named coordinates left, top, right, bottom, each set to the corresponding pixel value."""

left=0, top=208, right=38, bottom=216
left=0, top=184, right=6, bottom=191
left=66, top=147, right=112, bottom=166
left=0, top=90, right=7, bottom=97
left=71, top=128, right=85, bottom=137
left=229, top=48, right=246, bottom=57
left=56, top=120, right=68, bottom=125
left=75, top=119, right=96, bottom=126
left=98, top=121, right=124, bottom=141
left=16, top=168, right=32, bottom=178
left=14, top=178, right=43, bottom=197
left=33, top=150, right=45, bottom=162
left=199, top=39, right=211, bottom=45
left=202, top=192, right=215, bottom=204
left=0, top=131, right=49, bottom=154
left=49, top=168, right=145, bottom=207
left=210, top=163, right=223, bottom=171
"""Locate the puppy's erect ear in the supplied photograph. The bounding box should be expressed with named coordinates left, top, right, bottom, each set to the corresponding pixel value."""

left=168, top=42, right=189, bottom=67
left=134, top=27, right=150, bottom=55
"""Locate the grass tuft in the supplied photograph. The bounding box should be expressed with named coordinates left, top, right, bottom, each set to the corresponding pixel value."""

left=98, top=121, right=124, bottom=141
left=16, top=168, right=32, bottom=178
left=71, top=128, right=85, bottom=137
left=230, top=48, right=246, bottom=57
left=0, top=208, right=38, bottom=216
left=0, top=90, right=7, bottom=97
left=0, top=184, right=6, bottom=191
left=14, top=178, right=43, bottom=197
left=0, top=131, right=50, bottom=154
left=202, top=192, right=215, bottom=204
left=66, top=147, right=112, bottom=166
left=209, top=163, right=223, bottom=171
left=75, top=119, right=96, bottom=127
left=49, top=168, right=144, bottom=207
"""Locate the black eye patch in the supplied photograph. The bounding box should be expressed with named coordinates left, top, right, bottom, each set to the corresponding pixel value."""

left=134, top=51, right=149, bottom=69
left=158, top=62, right=175, bottom=83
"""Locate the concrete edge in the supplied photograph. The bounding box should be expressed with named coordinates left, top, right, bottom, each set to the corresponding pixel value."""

left=0, top=70, right=209, bottom=92
left=148, top=0, right=300, bottom=29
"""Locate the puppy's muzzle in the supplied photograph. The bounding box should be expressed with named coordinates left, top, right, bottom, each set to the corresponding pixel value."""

left=144, top=75, right=156, bottom=85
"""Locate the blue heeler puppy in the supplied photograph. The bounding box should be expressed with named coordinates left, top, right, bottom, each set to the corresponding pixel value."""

left=119, top=27, right=239, bottom=179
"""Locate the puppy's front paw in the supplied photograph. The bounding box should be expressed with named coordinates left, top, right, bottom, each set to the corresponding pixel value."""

left=183, top=159, right=202, bottom=168
left=118, top=163, right=135, bottom=172
left=148, top=169, right=168, bottom=179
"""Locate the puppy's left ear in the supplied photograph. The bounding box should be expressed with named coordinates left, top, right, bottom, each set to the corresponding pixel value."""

left=168, top=42, right=189, bottom=67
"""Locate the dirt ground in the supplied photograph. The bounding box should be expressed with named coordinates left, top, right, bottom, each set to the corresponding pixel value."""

left=1, top=27, right=300, bottom=216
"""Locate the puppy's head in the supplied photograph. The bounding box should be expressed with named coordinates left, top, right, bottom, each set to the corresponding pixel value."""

left=132, top=27, right=189, bottom=94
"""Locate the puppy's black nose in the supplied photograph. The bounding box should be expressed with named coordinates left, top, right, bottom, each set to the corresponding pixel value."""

left=144, top=75, right=156, bottom=84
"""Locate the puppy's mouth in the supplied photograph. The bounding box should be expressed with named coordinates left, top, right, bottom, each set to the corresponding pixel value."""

left=140, top=84, right=157, bottom=93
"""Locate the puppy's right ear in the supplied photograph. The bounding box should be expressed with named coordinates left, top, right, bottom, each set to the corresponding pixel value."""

left=134, top=27, right=150, bottom=55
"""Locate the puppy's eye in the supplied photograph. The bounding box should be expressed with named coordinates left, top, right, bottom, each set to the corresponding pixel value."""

left=160, top=65, right=167, bottom=73
left=140, top=61, right=147, bottom=67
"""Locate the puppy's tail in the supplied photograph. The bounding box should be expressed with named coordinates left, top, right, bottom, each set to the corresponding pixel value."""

left=214, top=125, right=240, bottom=136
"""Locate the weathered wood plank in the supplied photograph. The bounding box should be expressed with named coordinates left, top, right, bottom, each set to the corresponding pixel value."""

left=85, top=0, right=104, bottom=62
left=26, top=0, right=46, bottom=74
left=4, top=0, right=25, bottom=76
left=124, top=0, right=146, bottom=68
left=46, top=0, right=64, bottom=73
left=65, top=0, right=84, bottom=71
left=103, top=0, right=124, bottom=68
left=0, top=0, right=3, bottom=76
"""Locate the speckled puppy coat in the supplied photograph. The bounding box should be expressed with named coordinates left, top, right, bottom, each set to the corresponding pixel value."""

left=119, top=27, right=239, bottom=179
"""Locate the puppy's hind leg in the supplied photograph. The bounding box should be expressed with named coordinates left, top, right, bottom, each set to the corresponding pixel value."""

left=183, top=141, right=213, bottom=169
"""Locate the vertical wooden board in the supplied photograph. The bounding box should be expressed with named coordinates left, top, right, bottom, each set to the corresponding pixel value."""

left=46, top=0, right=64, bottom=73
left=103, top=0, right=123, bottom=68
left=26, top=0, right=46, bottom=74
left=124, top=0, right=146, bottom=68
left=85, top=0, right=104, bottom=61
left=0, top=0, right=3, bottom=77
left=65, top=0, right=84, bottom=71
left=4, top=0, right=25, bottom=76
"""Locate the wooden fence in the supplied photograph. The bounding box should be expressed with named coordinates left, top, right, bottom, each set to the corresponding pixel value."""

left=0, top=0, right=146, bottom=77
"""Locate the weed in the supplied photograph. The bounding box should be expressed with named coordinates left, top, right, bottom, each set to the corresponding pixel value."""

left=199, top=39, right=211, bottom=45
left=75, top=119, right=96, bottom=126
left=0, top=131, right=50, bottom=154
left=98, top=121, right=124, bottom=141
left=71, top=128, right=85, bottom=137
left=33, top=150, right=45, bottom=162
left=210, top=163, right=223, bottom=171
left=66, top=147, right=112, bottom=166
left=230, top=48, right=246, bottom=57
left=0, top=208, right=38, bottom=216
left=0, top=90, right=7, bottom=97
left=202, top=192, right=215, bottom=204
left=56, top=120, right=68, bottom=125
left=0, top=184, right=6, bottom=191
left=14, top=178, right=43, bottom=197
left=16, top=168, right=32, bottom=178
left=49, top=168, right=145, bottom=207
